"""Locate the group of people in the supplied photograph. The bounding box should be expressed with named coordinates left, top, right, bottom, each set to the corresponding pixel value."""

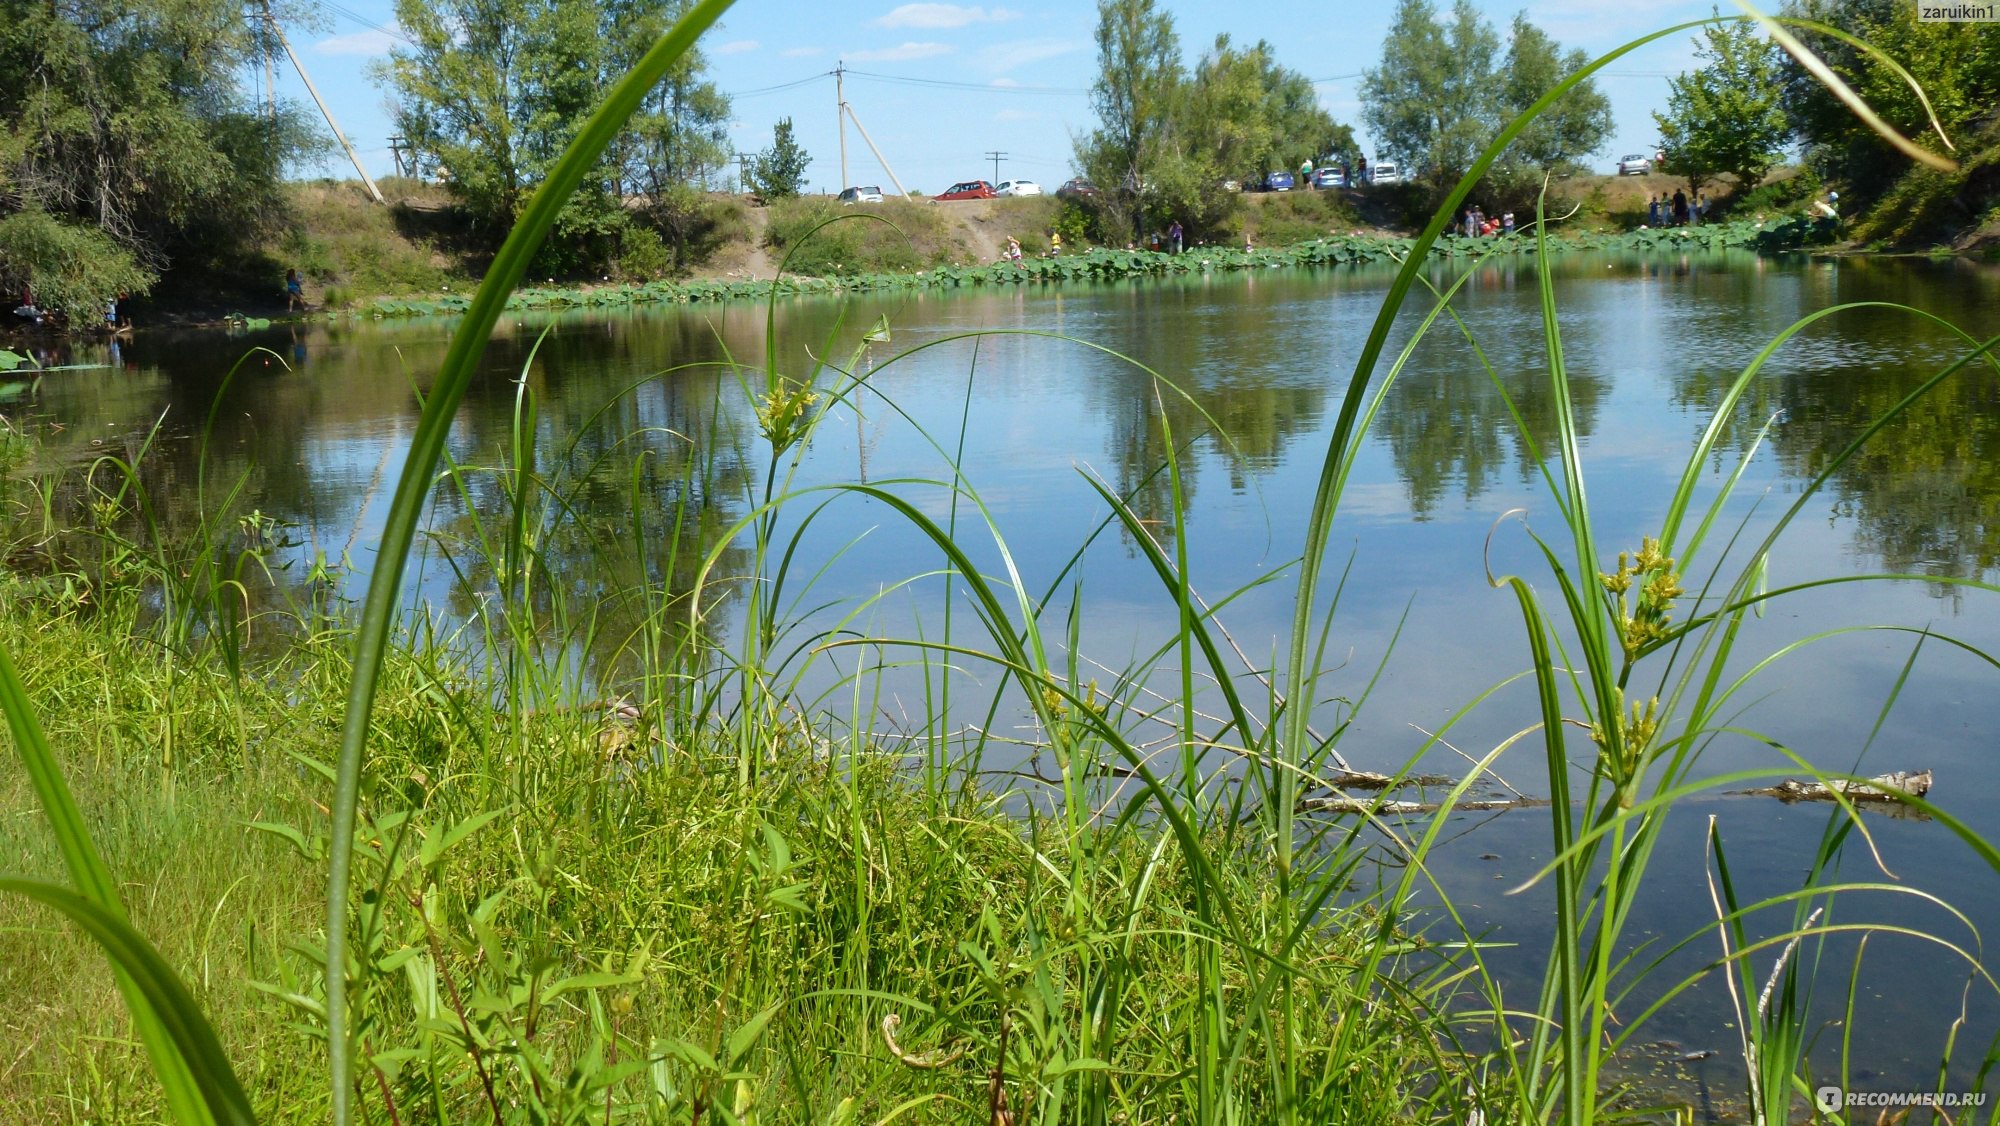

left=1003, top=229, right=1067, bottom=264
left=1646, top=190, right=1709, bottom=228
left=1459, top=207, right=1516, bottom=238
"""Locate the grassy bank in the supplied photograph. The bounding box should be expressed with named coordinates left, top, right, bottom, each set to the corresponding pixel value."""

left=0, top=579, right=1454, bottom=1121
left=356, top=218, right=1783, bottom=319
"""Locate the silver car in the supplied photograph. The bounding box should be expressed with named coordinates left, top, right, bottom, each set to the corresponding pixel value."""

left=838, top=185, right=885, bottom=204
left=1616, top=154, right=1651, bottom=176
left=996, top=179, right=1043, bottom=197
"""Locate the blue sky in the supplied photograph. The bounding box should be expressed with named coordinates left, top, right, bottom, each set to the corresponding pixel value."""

left=288, top=0, right=1722, bottom=191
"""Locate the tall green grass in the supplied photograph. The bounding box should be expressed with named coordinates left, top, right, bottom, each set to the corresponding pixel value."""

left=5, top=5, right=2000, bottom=1125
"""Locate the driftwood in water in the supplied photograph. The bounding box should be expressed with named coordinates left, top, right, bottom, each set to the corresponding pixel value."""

left=1300, top=770, right=1931, bottom=817
left=1740, top=769, right=1932, bottom=803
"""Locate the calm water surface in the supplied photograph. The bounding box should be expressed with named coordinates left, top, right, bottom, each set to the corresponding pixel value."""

left=19, top=250, right=2000, bottom=1097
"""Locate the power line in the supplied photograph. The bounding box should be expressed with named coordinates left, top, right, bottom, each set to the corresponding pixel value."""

left=322, top=1, right=413, bottom=46
left=844, top=69, right=1088, bottom=96
left=728, top=72, right=833, bottom=98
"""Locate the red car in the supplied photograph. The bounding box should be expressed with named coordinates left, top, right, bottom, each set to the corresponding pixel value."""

left=934, top=180, right=997, bottom=201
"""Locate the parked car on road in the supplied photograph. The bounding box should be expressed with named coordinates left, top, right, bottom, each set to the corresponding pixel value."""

left=1056, top=178, right=1099, bottom=198
left=1312, top=168, right=1344, bottom=189
left=1264, top=170, right=1295, bottom=192
left=996, top=179, right=1043, bottom=197
left=935, top=180, right=998, bottom=201
left=1617, top=154, right=1652, bottom=176
left=1368, top=161, right=1401, bottom=185
left=837, top=185, right=884, bottom=204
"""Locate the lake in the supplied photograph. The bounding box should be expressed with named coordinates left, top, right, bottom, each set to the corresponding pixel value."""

left=14, top=248, right=2000, bottom=1100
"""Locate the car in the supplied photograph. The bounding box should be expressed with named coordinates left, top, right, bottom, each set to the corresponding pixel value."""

left=1056, top=178, right=1100, bottom=199
left=1368, top=161, right=1401, bottom=185
left=1312, top=167, right=1344, bottom=189
left=837, top=185, right=884, bottom=204
left=1264, top=170, right=1295, bottom=192
left=996, top=179, right=1043, bottom=197
left=1220, top=178, right=1242, bottom=192
left=934, top=180, right=998, bottom=201
left=1617, top=154, right=1652, bottom=176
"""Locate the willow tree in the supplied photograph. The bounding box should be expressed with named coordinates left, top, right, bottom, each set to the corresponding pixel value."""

left=0, top=0, right=317, bottom=320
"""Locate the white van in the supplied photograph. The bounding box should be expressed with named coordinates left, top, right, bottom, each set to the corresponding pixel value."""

left=1369, top=161, right=1401, bottom=185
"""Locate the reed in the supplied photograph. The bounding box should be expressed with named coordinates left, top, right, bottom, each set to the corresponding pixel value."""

left=3, top=5, right=1999, bottom=1125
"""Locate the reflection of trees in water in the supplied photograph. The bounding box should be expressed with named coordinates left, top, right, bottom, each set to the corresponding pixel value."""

left=1766, top=361, right=2000, bottom=587
left=1375, top=358, right=1607, bottom=519
left=18, top=308, right=838, bottom=681
left=425, top=360, right=757, bottom=688
left=1093, top=282, right=1335, bottom=537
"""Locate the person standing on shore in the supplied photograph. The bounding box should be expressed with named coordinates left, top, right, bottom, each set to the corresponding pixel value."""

left=1168, top=220, right=1183, bottom=254
left=286, top=268, right=305, bottom=312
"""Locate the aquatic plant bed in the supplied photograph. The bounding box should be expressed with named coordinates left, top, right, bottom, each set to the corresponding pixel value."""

left=359, top=220, right=1784, bottom=319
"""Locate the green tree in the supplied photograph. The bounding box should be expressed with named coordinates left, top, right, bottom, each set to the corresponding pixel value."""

left=1079, top=0, right=1182, bottom=201
left=749, top=119, right=811, bottom=199
left=380, top=0, right=598, bottom=232
left=1653, top=17, right=1792, bottom=194
left=611, top=0, right=732, bottom=267
left=1361, top=0, right=1500, bottom=191
left=1498, top=14, right=1613, bottom=172
left=0, top=0, right=318, bottom=320
left=1781, top=0, right=2000, bottom=204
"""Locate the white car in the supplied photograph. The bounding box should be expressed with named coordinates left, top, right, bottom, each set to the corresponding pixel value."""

left=1368, top=161, right=1401, bottom=185
left=838, top=185, right=885, bottom=204
left=1616, top=154, right=1651, bottom=176
left=996, top=179, right=1043, bottom=197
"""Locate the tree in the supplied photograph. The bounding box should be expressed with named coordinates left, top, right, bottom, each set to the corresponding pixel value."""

left=750, top=119, right=811, bottom=199
left=381, top=0, right=596, bottom=232
left=610, top=0, right=732, bottom=267
left=0, top=0, right=318, bottom=319
left=1498, top=14, right=1613, bottom=172
left=1653, top=17, right=1792, bottom=194
left=1781, top=0, right=2000, bottom=201
left=1080, top=0, right=1182, bottom=196
left=1361, top=0, right=1500, bottom=190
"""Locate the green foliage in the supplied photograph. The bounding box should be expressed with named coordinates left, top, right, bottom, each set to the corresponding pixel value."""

left=378, top=0, right=733, bottom=275
left=1498, top=13, right=1613, bottom=172
left=0, top=0, right=315, bottom=322
left=1654, top=16, right=1793, bottom=193
left=1078, top=3, right=1347, bottom=241
left=1081, top=0, right=1182, bottom=195
left=0, top=210, right=153, bottom=324
left=1783, top=1, right=2000, bottom=199
left=748, top=118, right=812, bottom=200
left=1363, top=0, right=1610, bottom=205
left=1363, top=0, right=1500, bottom=189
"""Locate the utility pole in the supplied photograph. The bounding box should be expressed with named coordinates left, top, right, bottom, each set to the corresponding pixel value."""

left=269, top=13, right=385, bottom=203
left=834, top=61, right=849, bottom=191
left=736, top=152, right=755, bottom=195
left=985, top=150, right=1007, bottom=184
left=388, top=136, right=407, bottom=178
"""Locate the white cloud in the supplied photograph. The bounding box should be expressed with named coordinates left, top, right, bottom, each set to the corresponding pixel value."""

left=714, top=39, right=760, bottom=55
left=847, top=41, right=954, bottom=62
left=781, top=46, right=824, bottom=57
left=314, top=28, right=400, bottom=57
left=977, top=37, right=1083, bottom=74
left=875, top=3, right=1019, bottom=29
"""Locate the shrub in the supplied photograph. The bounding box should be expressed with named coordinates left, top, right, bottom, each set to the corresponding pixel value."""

left=0, top=209, right=154, bottom=324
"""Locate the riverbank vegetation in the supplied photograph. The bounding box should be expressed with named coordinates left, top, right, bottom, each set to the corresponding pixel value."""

left=7, top=7, right=2000, bottom=1125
